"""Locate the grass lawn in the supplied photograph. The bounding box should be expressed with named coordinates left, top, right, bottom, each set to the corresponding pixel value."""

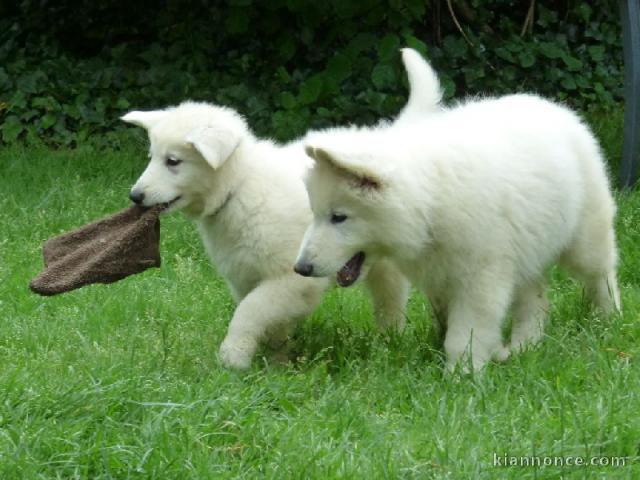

left=1, top=111, right=639, bottom=479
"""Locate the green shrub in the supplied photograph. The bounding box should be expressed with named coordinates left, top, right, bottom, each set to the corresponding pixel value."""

left=0, top=0, right=623, bottom=147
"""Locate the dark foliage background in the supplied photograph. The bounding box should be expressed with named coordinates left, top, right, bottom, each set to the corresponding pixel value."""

left=0, top=0, right=624, bottom=147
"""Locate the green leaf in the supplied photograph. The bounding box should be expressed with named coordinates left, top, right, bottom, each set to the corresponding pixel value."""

left=271, top=108, right=308, bottom=141
left=495, top=47, right=515, bottom=63
left=371, top=64, right=396, bottom=89
left=298, top=75, right=324, bottom=105
left=562, top=55, right=583, bottom=72
left=31, top=96, right=58, bottom=110
left=326, top=54, right=352, bottom=83
left=576, top=3, right=592, bottom=22
left=506, top=42, right=523, bottom=53
left=21, top=109, right=39, bottom=121
left=276, top=66, right=291, bottom=83
left=1, top=116, right=23, bottom=143
left=41, top=113, right=56, bottom=129
left=333, top=2, right=361, bottom=19
left=440, top=75, right=456, bottom=98
left=279, top=92, right=296, bottom=109
left=588, top=45, right=605, bottom=62
left=463, top=65, right=485, bottom=83
left=538, top=42, right=564, bottom=60
left=518, top=51, right=536, bottom=68
left=300, top=26, right=314, bottom=46
left=402, top=34, right=428, bottom=57
left=116, top=97, right=130, bottom=109
left=63, top=104, right=81, bottom=120
left=345, top=33, right=377, bottom=58
left=575, top=75, right=590, bottom=89
left=363, top=89, right=387, bottom=110
left=10, top=91, right=27, bottom=110
left=278, top=38, right=296, bottom=61
left=378, top=34, right=400, bottom=62
left=17, top=72, right=45, bottom=94
left=560, top=77, right=576, bottom=90
left=443, top=36, right=468, bottom=58
left=502, top=66, right=517, bottom=81
left=225, top=8, right=249, bottom=34
left=138, top=44, right=165, bottom=64
left=0, top=67, right=9, bottom=89
left=405, top=0, right=426, bottom=18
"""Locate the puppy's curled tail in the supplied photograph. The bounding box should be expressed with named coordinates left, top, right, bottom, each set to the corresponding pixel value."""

left=397, top=48, right=443, bottom=122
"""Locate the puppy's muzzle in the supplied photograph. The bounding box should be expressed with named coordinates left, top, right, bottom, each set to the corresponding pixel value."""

left=294, top=261, right=314, bottom=277
left=129, top=188, right=145, bottom=205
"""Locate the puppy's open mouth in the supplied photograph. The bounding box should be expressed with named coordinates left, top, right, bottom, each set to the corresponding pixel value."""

left=336, top=252, right=365, bottom=287
left=160, top=196, right=182, bottom=211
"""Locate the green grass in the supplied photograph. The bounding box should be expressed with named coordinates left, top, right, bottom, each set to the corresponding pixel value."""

left=1, top=111, right=639, bottom=479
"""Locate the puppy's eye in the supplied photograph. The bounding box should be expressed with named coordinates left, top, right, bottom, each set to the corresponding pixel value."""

left=166, top=156, right=182, bottom=167
left=330, top=213, right=348, bottom=224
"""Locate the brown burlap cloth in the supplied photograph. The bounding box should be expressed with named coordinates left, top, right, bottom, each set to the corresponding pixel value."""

left=29, top=204, right=164, bottom=296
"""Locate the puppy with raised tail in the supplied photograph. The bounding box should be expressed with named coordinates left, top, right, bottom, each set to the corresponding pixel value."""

left=296, top=68, right=621, bottom=372
left=121, top=48, right=441, bottom=370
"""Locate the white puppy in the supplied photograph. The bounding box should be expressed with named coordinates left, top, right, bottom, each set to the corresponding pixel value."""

left=121, top=49, right=441, bottom=370
left=296, top=91, right=621, bottom=372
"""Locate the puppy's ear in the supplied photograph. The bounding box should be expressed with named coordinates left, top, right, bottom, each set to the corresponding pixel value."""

left=120, top=110, right=167, bottom=130
left=305, top=144, right=384, bottom=190
left=186, top=126, right=241, bottom=169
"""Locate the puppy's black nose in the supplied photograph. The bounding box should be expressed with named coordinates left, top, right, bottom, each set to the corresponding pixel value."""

left=294, top=262, right=314, bottom=277
left=129, top=189, right=145, bottom=205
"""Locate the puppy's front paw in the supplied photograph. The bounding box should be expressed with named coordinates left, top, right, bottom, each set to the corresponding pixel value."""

left=218, top=337, right=257, bottom=370
left=492, top=345, right=511, bottom=363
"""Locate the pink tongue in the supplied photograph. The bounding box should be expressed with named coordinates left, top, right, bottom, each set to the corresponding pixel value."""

left=336, top=252, right=364, bottom=287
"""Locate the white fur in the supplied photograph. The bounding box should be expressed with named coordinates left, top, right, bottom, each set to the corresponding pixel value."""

left=299, top=93, right=621, bottom=372
left=122, top=49, right=441, bottom=370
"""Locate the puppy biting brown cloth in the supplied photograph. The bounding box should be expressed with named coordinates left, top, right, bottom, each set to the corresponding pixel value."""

left=30, top=204, right=164, bottom=296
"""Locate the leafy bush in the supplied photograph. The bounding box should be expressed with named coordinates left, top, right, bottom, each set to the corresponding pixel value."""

left=0, top=0, right=623, bottom=147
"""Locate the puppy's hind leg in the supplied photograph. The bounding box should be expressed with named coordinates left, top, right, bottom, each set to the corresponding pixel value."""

left=364, top=258, right=411, bottom=333
left=219, top=275, right=327, bottom=370
left=560, top=210, right=621, bottom=314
